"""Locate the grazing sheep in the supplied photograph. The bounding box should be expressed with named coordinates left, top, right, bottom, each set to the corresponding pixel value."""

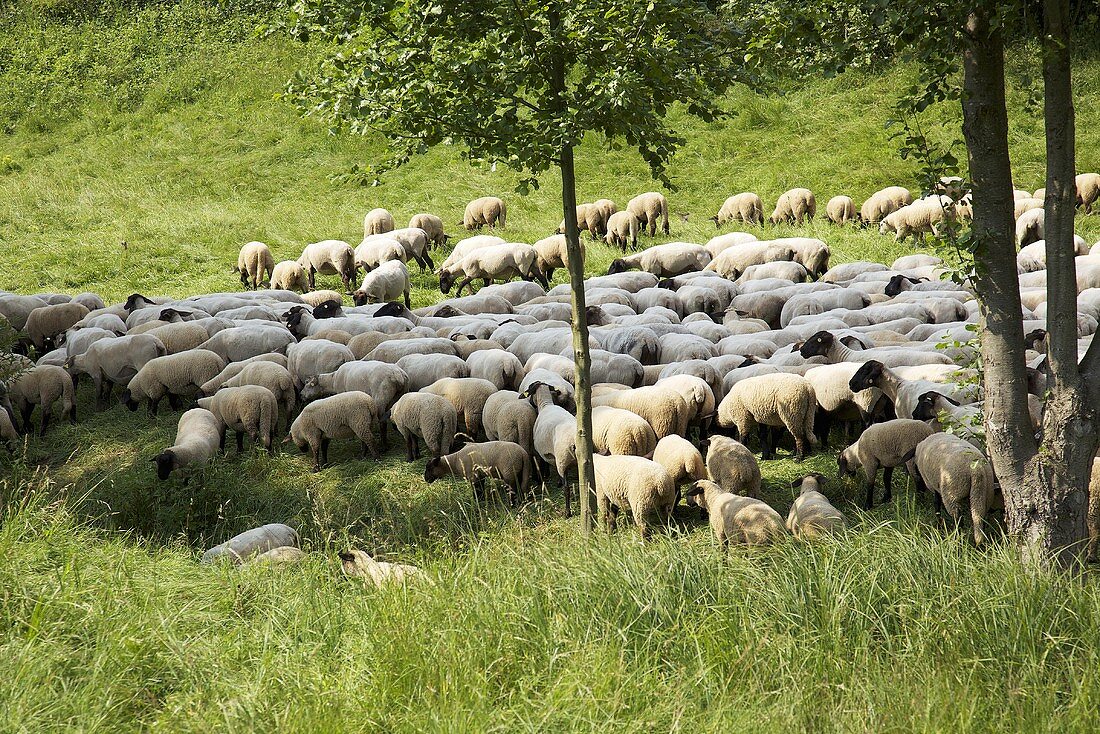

left=592, top=454, right=676, bottom=539
left=1014, top=197, right=1044, bottom=220
left=533, top=234, right=581, bottom=282
left=198, top=353, right=288, bottom=395
left=879, top=196, right=956, bottom=242
left=197, top=385, right=278, bottom=453
left=0, top=294, right=49, bottom=332
left=287, top=339, right=355, bottom=390
left=410, top=213, right=448, bottom=247
left=558, top=202, right=608, bottom=239
left=786, top=474, right=847, bottom=539
left=608, top=242, right=711, bottom=277
left=684, top=480, right=786, bottom=549
left=383, top=227, right=435, bottom=271
left=604, top=211, right=640, bottom=250
left=462, top=196, right=507, bottom=230
left=354, top=236, right=407, bottom=273
left=848, top=360, right=972, bottom=420
left=390, top=392, right=457, bottom=460
left=288, top=391, right=379, bottom=468
left=525, top=381, right=578, bottom=514
left=482, top=389, right=536, bottom=454
left=910, top=432, right=996, bottom=546
left=300, top=360, right=407, bottom=445
left=26, top=303, right=89, bottom=353
left=221, top=361, right=297, bottom=425
left=439, top=243, right=543, bottom=296
left=396, top=354, right=469, bottom=391
left=200, top=325, right=296, bottom=363
left=860, top=186, right=913, bottom=225
left=718, top=373, right=818, bottom=460
left=591, top=405, right=658, bottom=457
left=769, top=188, right=816, bottom=225
left=339, top=549, right=421, bottom=588
left=704, top=231, right=760, bottom=258
left=466, top=348, right=524, bottom=390
left=627, top=191, right=670, bottom=236
left=1016, top=207, right=1045, bottom=246
left=826, top=196, right=856, bottom=225
left=270, top=261, right=310, bottom=293
left=297, top=239, right=358, bottom=291
left=0, top=407, right=19, bottom=448
left=352, top=259, right=411, bottom=309
left=5, top=364, right=76, bottom=434
left=838, top=418, right=935, bottom=509
left=704, top=435, right=761, bottom=497
left=652, top=434, right=707, bottom=492
left=1088, top=457, right=1100, bottom=561
left=440, top=234, right=507, bottom=270
left=203, top=524, right=300, bottom=565
left=422, top=377, right=497, bottom=436
left=591, top=385, right=690, bottom=439
left=152, top=408, right=224, bottom=480
left=235, top=242, right=275, bottom=289
left=1076, top=172, right=1100, bottom=214
left=68, top=333, right=168, bottom=407
left=143, top=321, right=213, bottom=355
left=424, top=440, right=532, bottom=506
left=121, top=350, right=226, bottom=415
left=363, top=208, right=396, bottom=235
left=712, top=192, right=764, bottom=227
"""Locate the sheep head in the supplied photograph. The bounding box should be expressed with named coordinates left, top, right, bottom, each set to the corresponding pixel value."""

left=312, top=300, right=342, bottom=319
left=151, top=450, right=178, bottom=481
left=798, top=331, right=835, bottom=359
left=607, top=259, right=629, bottom=275
left=848, top=360, right=884, bottom=392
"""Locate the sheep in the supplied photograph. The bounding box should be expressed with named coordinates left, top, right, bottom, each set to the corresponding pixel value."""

left=716, top=372, right=817, bottom=460
left=704, top=241, right=796, bottom=280
left=826, top=196, right=856, bottom=225
left=352, top=259, right=411, bottom=309
left=482, top=390, right=536, bottom=454
left=288, top=391, right=379, bottom=468
left=533, top=234, right=582, bottom=282
left=525, top=381, right=578, bottom=515
left=592, top=454, right=676, bottom=539
left=704, top=232, right=760, bottom=259
left=860, top=186, right=913, bottom=224
left=1016, top=207, right=1045, bottom=246
left=120, top=350, right=226, bottom=415
left=152, top=408, right=223, bottom=480
left=422, top=377, right=497, bottom=436
left=339, top=549, right=421, bottom=588
left=363, top=208, right=396, bottom=235
left=738, top=261, right=809, bottom=283
left=424, top=440, right=532, bottom=506
left=450, top=336, right=504, bottom=360
left=627, top=191, right=670, bottom=236
left=410, top=213, right=448, bottom=247
left=591, top=405, right=658, bottom=457
left=382, top=227, right=435, bottom=271
left=440, top=234, right=507, bottom=270
left=651, top=434, right=707, bottom=494
left=910, top=432, right=996, bottom=546
left=558, top=202, right=608, bottom=239
left=1076, top=172, right=1100, bottom=214
left=704, top=435, right=761, bottom=497
left=799, top=330, right=954, bottom=367
left=822, top=261, right=890, bottom=283
left=297, top=239, right=358, bottom=291
left=25, top=303, right=89, bottom=353
left=396, top=354, right=469, bottom=391
left=712, top=192, right=764, bottom=227
left=299, top=360, right=408, bottom=446
left=67, top=333, right=168, bottom=407
left=234, top=242, right=275, bottom=289
left=243, top=546, right=307, bottom=568
left=1088, top=457, right=1100, bottom=561
left=591, top=385, right=690, bottom=439
left=608, top=242, right=711, bottom=277
left=270, top=261, right=310, bottom=292
left=197, top=353, right=288, bottom=395
left=656, top=373, right=716, bottom=436
left=462, top=196, right=507, bottom=230
left=1014, top=197, right=1044, bottom=220
left=287, top=339, right=355, bottom=390
left=70, top=293, right=105, bottom=312
left=778, top=237, right=832, bottom=278
left=0, top=406, right=18, bottom=448
left=837, top=418, right=934, bottom=509
left=221, top=361, right=297, bottom=426
left=367, top=337, right=457, bottom=363
left=4, top=365, right=76, bottom=434
left=848, top=360, right=973, bottom=420
left=200, top=325, right=296, bottom=363
left=196, top=385, right=278, bottom=454
left=802, top=363, right=883, bottom=447
left=786, top=474, right=847, bottom=539
left=0, top=294, right=49, bottom=332
left=354, top=236, right=406, bottom=273
left=203, top=524, right=300, bottom=565
left=465, top=348, right=524, bottom=390
left=390, top=392, right=457, bottom=460
left=684, top=480, right=785, bottom=548
left=143, top=321, right=214, bottom=355
left=769, top=188, right=816, bottom=225
left=879, top=196, right=956, bottom=242
left=439, top=243, right=543, bottom=296
left=604, top=211, right=640, bottom=250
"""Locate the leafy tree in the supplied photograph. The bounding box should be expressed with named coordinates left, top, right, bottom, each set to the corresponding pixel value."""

left=286, top=0, right=744, bottom=532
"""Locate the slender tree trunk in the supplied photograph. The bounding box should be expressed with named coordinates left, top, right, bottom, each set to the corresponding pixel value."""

left=549, top=7, right=597, bottom=532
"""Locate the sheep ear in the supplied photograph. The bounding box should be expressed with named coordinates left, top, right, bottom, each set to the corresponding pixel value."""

left=899, top=448, right=917, bottom=463
left=684, top=486, right=704, bottom=499
left=789, top=478, right=802, bottom=489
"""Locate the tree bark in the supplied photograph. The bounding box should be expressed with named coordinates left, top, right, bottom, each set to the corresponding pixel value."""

left=549, top=6, right=597, bottom=533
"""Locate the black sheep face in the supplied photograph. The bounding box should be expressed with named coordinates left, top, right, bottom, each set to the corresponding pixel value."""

left=848, top=361, right=883, bottom=392
left=153, top=450, right=177, bottom=480
left=375, top=302, right=404, bottom=318
left=799, top=332, right=834, bottom=358
left=423, top=459, right=443, bottom=484
left=438, top=271, right=455, bottom=294
left=352, top=292, right=370, bottom=307
left=119, top=389, right=140, bottom=412
left=313, top=300, right=342, bottom=319
left=124, top=293, right=150, bottom=311
left=607, top=259, right=628, bottom=275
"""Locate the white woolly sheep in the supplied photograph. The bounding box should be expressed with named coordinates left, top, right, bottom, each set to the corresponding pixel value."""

left=0, top=294, right=49, bottom=331
left=591, top=405, right=658, bottom=457
left=287, top=339, right=355, bottom=390
left=382, top=227, right=435, bottom=271
left=1076, top=172, right=1100, bottom=214
left=716, top=372, right=817, bottom=460
left=199, top=325, right=296, bottom=363
left=5, top=364, right=76, bottom=434
left=591, top=385, right=690, bottom=439
left=410, top=212, right=447, bottom=247
left=363, top=207, right=396, bottom=236
left=121, top=349, right=226, bottom=415
left=288, top=391, right=379, bottom=468
left=299, top=360, right=408, bottom=446
left=221, top=361, right=297, bottom=426
left=533, top=234, right=581, bottom=282
left=704, top=232, right=760, bottom=259
left=235, top=242, right=275, bottom=289
left=465, top=348, right=524, bottom=390
left=297, top=239, right=358, bottom=291
left=525, top=381, right=578, bottom=515
left=482, top=389, right=536, bottom=454
left=339, top=549, right=421, bottom=588
left=270, top=261, right=310, bottom=292
left=396, top=354, right=469, bottom=391
left=1016, top=207, right=1045, bottom=246
left=390, top=391, right=458, bottom=460
left=152, top=408, right=223, bottom=481
left=712, top=192, right=764, bottom=227
left=440, top=234, right=507, bottom=270
left=651, top=434, right=707, bottom=493
left=439, top=243, right=543, bottom=296
left=910, top=432, right=996, bottom=546
left=196, top=385, right=278, bottom=453
left=627, top=191, right=670, bottom=236
left=704, top=435, right=761, bottom=497
left=879, top=196, right=956, bottom=242
left=860, top=186, right=912, bottom=224
left=786, top=473, right=847, bottom=539
left=422, top=377, right=497, bottom=436
left=424, top=440, right=532, bottom=506
left=604, top=211, right=640, bottom=250
left=769, top=188, right=816, bottom=225
left=826, top=196, right=856, bottom=225
left=462, top=196, right=507, bottom=230
left=353, top=259, right=411, bottom=309
left=558, top=202, right=608, bottom=239
left=26, top=302, right=89, bottom=353
left=355, top=236, right=406, bottom=273
left=838, top=418, right=934, bottom=509
left=68, top=333, right=168, bottom=407
left=608, top=242, right=711, bottom=277
left=592, top=454, right=676, bottom=539
left=684, top=479, right=785, bottom=548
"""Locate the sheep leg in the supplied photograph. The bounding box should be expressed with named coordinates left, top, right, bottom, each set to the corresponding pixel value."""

left=148, top=397, right=160, bottom=416
left=882, top=466, right=894, bottom=503
left=561, top=473, right=571, bottom=518
left=320, top=437, right=331, bottom=466
left=307, top=266, right=316, bottom=290
left=310, top=442, right=322, bottom=471
left=167, top=393, right=182, bottom=411
left=454, top=277, right=475, bottom=298
left=361, top=438, right=379, bottom=461
left=219, top=429, right=227, bottom=452
left=759, top=426, right=774, bottom=460
left=67, top=402, right=76, bottom=425
left=421, top=251, right=435, bottom=270
left=38, top=404, right=51, bottom=436
left=793, top=434, right=807, bottom=462
left=19, top=404, right=33, bottom=435
left=379, top=421, right=389, bottom=451
left=235, top=431, right=244, bottom=453
left=906, top=460, right=926, bottom=492
left=404, top=433, right=416, bottom=462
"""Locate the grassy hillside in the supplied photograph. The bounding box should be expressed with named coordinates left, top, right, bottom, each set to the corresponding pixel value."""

left=4, top=3, right=1100, bottom=731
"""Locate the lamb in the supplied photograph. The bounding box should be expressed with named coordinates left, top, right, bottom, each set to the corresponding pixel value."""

left=381, top=227, right=435, bottom=271
left=627, top=191, right=670, bottom=236
left=152, top=408, right=223, bottom=480
left=826, top=195, right=856, bottom=225
left=363, top=207, right=396, bottom=235
left=1076, top=172, right=1100, bottom=214
left=221, top=361, right=297, bottom=426
left=424, top=440, right=532, bottom=506
left=120, top=349, right=226, bottom=415
left=25, top=303, right=89, bottom=353
left=389, top=392, right=457, bottom=460
left=910, top=432, right=996, bottom=546
left=716, top=372, right=818, bottom=460
left=409, top=213, right=447, bottom=247
left=270, top=261, right=310, bottom=292
left=462, top=196, right=507, bottom=230
left=234, top=242, right=275, bottom=289
left=651, top=434, right=707, bottom=493
left=533, top=234, right=581, bottom=282
left=712, top=192, right=764, bottom=227
left=482, top=390, right=536, bottom=454
left=860, top=186, right=913, bottom=224
left=297, top=239, right=358, bottom=291
left=607, top=242, right=711, bottom=277
left=704, top=435, right=761, bottom=497
left=299, top=360, right=408, bottom=445
left=769, top=188, right=816, bottom=225
left=591, top=405, right=658, bottom=457
left=837, top=418, right=933, bottom=509
left=196, top=385, right=278, bottom=453
left=684, top=480, right=785, bottom=548
left=439, top=243, right=543, bottom=296
left=466, top=348, right=525, bottom=390
left=879, top=196, right=956, bottom=242
left=422, top=377, right=497, bottom=436
left=4, top=364, right=76, bottom=434
left=591, top=385, right=690, bottom=439
left=67, top=333, right=168, bottom=407
left=352, top=259, right=411, bottom=309
left=396, top=354, right=469, bottom=390
left=288, top=391, right=380, bottom=468
left=604, top=211, right=640, bottom=250
left=786, top=474, right=847, bottom=539
left=525, top=381, right=578, bottom=515
left=592, top=454, right=676, bottom=539
left=354, top=236, right=406, bottom=273
left=1016, top=207, right=1045, bottom=246
left=339, top=549, right=421, bottom=588
left=200, top=325, right=296, bottom=363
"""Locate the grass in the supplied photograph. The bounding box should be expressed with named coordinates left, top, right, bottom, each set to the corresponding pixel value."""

left=3, top=2, right=1100, bottom=731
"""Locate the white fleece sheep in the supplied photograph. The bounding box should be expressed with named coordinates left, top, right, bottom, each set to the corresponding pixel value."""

left=121, top=350, right=226, bottom=415
left=439, top=243, right=542, bottom=297
left=860, top=186, right=913, bottom=224
left=1076, top=173, right=1100, bottom=214
left=339, top=549, right=422, bottom=588
left=526, top=381, right=578, bottom=515
left=912, top=432, right=996, bottom=546
left=651, top=434, right=707, bottom=490
left=466, top=348, right=525, bottom=391
left=879, top=196, right=956, bottom=242
left=608, top=242, right=711, bottom=277
left=235, top=242, right=275, bottom=289
left=685, top=479, right=785, bottom=548
left=288, top=391, right=379, bottom=468
left=591, top=385, right=690, bottom=439
left=769, top=188, right=816, bottom=225
left=197, top=385, right=278, bottom=453
left=591, top=405, right=658, bottom=457
left=717, top=372, right=817, bottom=460
left=424, top=440, right=532, bottom=506
left=704, top=435, right=761, bottom=496
left=422, top=376, right=497, bottom=436
left=152, top=408, right=223, bottom=480
left=462, top=196, right=507, bottom=230
left=592, top=454, right=676, bottom=539
left=355, top=236, right=407, bottom=273
left=221, top=361, right=297, bottom=425
left=826, top=196, right=856, bottom=225
left=1016, top=207, right=1045, bottom=246
left=410, top=213, right=447, bottom=247
left=627, top=192, right=670, bottom=236
left=786, top=474, right=847, bottom=539
left=712, top=192, right=764, bottom=227
left=353, top=259, right=411, bottom=309
left=533, top=234, right=582, bottom=282
left=363, top=208, right=396, bottom=236
left=5, top=364, right=76, bottom=434
left=270, top=261, right=310, bottom=293
left=604, top=211, right=640, bottom=250
left=482, top=390, right=536, bottom=454
left=297, top=240, right=358, bottom=291
left=26, top=302, right=89, bottom=353
left=838, top=418, right=933, bottom=509
left=390, top=392, right=457, bottom=460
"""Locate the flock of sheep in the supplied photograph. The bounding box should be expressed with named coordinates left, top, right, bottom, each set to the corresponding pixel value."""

left=3, top=176, right=1100, bottom=570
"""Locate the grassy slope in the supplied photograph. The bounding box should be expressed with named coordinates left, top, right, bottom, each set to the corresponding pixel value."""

left=3, top=7, right=1100, bottom=731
